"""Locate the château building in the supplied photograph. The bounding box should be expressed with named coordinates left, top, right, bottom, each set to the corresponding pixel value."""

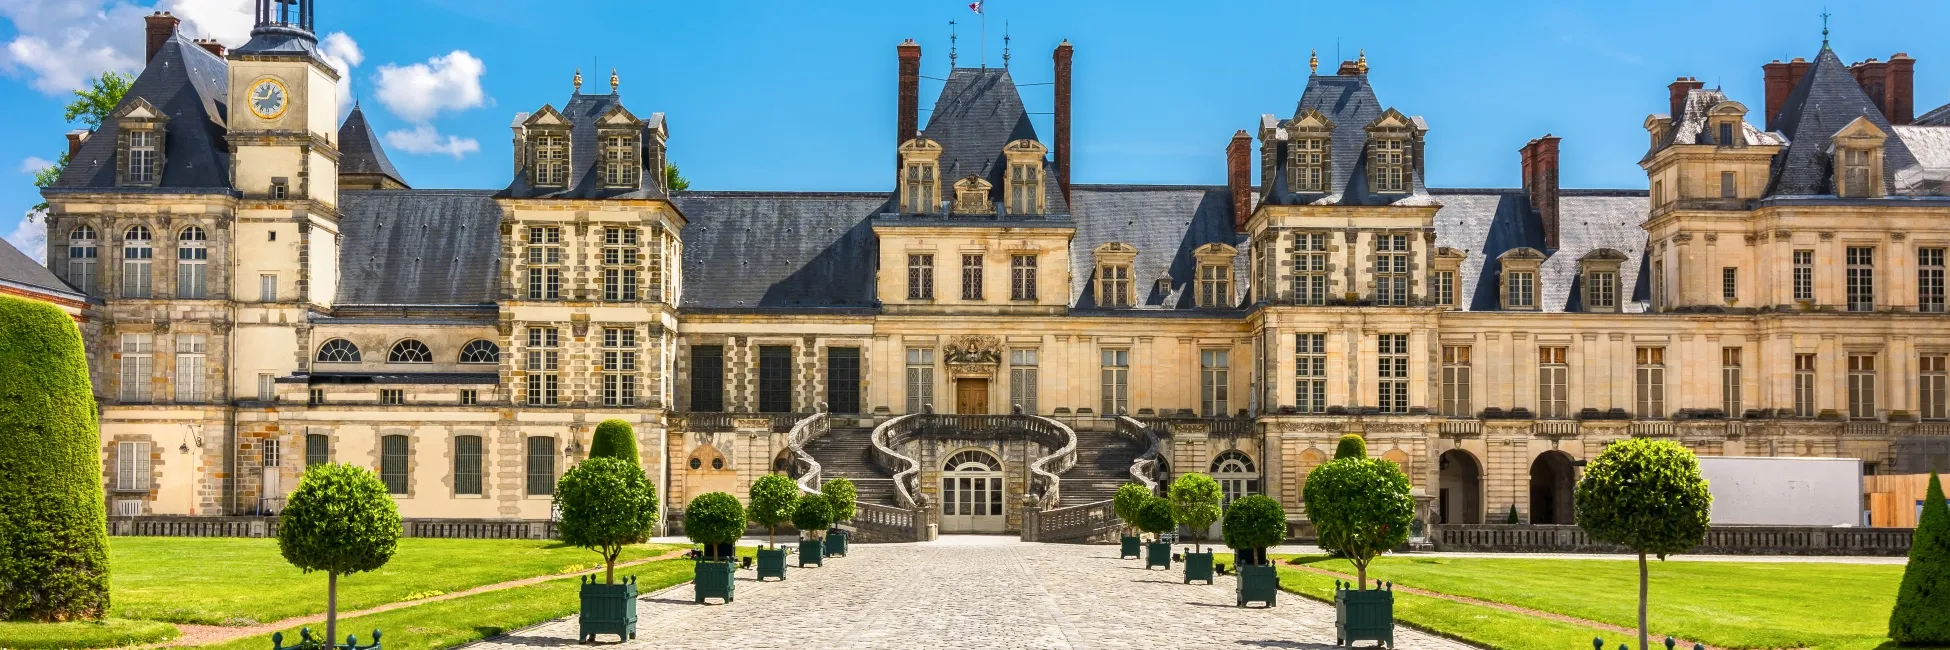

left=37, top=5, right=1950, bottom=538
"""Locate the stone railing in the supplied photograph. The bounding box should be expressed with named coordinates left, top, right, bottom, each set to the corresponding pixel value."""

left=1023, top=498, right=1121, bottom=543
left=871, top=413, right=926, bottom=508
left=110, top=516, right=559, bottom=540
left=679, top=412, right=809, bottom=433
left=1432, top=524, right=1912, bottom=556
left=850, top=501, right=931, bottom=543
left=1436, top=418, right=1482, bottom=436
left=783, top=412, right=832, bottom=496
left=1114, top=415, right=1165, bottom=492
left=1137, top=414, right=1252, bottom=437
left=1020, top=415, right=1078, bottom=509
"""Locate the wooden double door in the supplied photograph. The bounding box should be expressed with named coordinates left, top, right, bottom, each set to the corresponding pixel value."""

left=956, top=378, right=989, bottom=414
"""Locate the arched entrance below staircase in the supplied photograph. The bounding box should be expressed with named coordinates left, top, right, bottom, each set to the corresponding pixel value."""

left=1438, top=449, right=1483, bottom=524
left=940, top=449, right=1006, bottom=533
left=1530, top=450, right=1578, bottom=525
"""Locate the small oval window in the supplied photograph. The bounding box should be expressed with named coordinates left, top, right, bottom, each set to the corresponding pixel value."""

left=711, top=457, right=725, bottom=470
left=688, top=457, right=702, bottom=470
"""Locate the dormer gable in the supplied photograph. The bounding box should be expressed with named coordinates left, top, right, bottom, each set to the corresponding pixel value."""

left=898, top=137, right=944, bottom=214
left=1092, top=242, right=1137, bottom=307
left=1002, top=139, right=1048, bottom=215
left=519, top=104, right=573, bottom=188
left=1577, top=248, right=1629, bottom=313
left=952, top=174, right=993, bottom=214
left=1191, top=243, right=1238, bottom=308
left=1285, top=109, right=1334, bottom=194
left=595, top=105, right=644, bottom=189
left=1364, top=108, right=1418, bottom=194
left=1830, top=116, right=1888, bottom=198
left=113, top=96, right=168, bottom=187
left=1497, top=247, right=1546, bottom=311
left=1707, top=101, right=1749, bottom=147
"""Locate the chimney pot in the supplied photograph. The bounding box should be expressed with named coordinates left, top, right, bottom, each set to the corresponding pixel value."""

left=1668, top=77, right=1704, bottom=123
left=196, top=39, right=226, bottom=58
left=1763, top=60, right=1793, bottom=131
left=1053, top=40, right=1074, bottom=205
left=895, top=40, right=921, bottom=174
left=1336, top=60, right=1361, bottom=75
left=1520, top=135, right=1563, bottom=250
left=1886, top=52, right=1916, bottom=125
left=1227, top=130, right=1253, bottom=232
left=144, top=11, right=180, bottom=66
left=66, top=130, right=90, bottom=161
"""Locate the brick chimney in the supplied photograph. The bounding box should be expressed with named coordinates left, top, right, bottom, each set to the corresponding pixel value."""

left=1668, top=77, right=1703, bottom=120
left=1053, top=40, right=1073, bottom=204
left=145, top=11, right=179, bottom=66
left=1852, top=53, right=1916, bottom=125
left=1227, top=130, right=1253, bottom=232
left=1520, top=135, right=1563, bottom=250
left=1763, top=58, right=1812, bottom=131
left=194, top=38, right=225, bottom=58
left=896, top=40, right=920, bottom=171
left=66, top=130, right=90, bottom=160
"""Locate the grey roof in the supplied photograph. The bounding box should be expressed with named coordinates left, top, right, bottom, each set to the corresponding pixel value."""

left=1067, top=184, right=1247, bottom=309
left=500, top=93, right=666, bottom=200
left=0, top=236, right=81, bottom=300
left=1891, top=126, right=1950, bottom=195
left=673, top=192, right=886, bottom=309
left=338, top=104, right=407, bottom=187
left=1766, top=47, right=1920, bottom=196
left=1642, top=87, right=1785, bottom=162
left=1431, top=189, right=1651, bottom=313
left=51, top=32, right=231, bottom=192
left=1260, top=72, right=1434, bottom=207
left=1919, top=101, right=1950, bottom=126
left=336, top=190, right=502, bottom=305
left=919, top=68, right=1067, bottom=215
left=233, top=24, right=319, bottom=57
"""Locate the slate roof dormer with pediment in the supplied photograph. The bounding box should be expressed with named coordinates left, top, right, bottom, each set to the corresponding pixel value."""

left=909, top=67, right=1069, bottom=217
left=48, top=32, right=232, bottom=194
left=1257, top=69, right=1436, bottom=207
left=1642, top=87, right=1786, bottom=161
left=499, top=92, right=669, bottom=200
left=338, top=103, right=409, bottom=189
left=1765, top=46, right=1922, bottom=197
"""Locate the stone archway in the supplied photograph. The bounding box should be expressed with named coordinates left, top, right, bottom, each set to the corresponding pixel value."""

left=1529, top=450, right=1578, bottom=525
left=1437, top=449, right=1483, bottom=524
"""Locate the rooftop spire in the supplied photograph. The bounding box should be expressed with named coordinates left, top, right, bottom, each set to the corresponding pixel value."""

left=610, top=68, right=619, bottom=94
left=573, top=68, right=582, bottom=93
left=1309, top=49, right=1318, bottom=74
left=948, top=19, right=959, bottom=68
left=1820, top=8, right=1832, bottom=49
left=1357, top=49, right=1368, bottom=74
left=1002, top=21, right=1011, bottom=68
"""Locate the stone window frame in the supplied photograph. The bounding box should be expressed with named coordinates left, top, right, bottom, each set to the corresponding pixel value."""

left=1286, top=110, right=1333, bottom=194
left=1497, top=247, right=1546, bottom=311
left=121, top=224, right=155, bottom=299
left=1372, top=233, right=1413, bottom=306
left=1706, top=101, right=1749, bottom=148
left=1002, top=139, right=1047, bottom=215
left=458, top=339, right=500, bottom=364
left=1093, top=242, right=1137, bottom=308
left=1191, top=242, right=1238, bottom=309
left=1363, top=109, right=1417, bottom=195
left=1439, top=345, right=1471, bottom=416
left=176, top=225, right=210, bottom=299
left=596, top=108, right=643, bottom=189
left=601, top=326, right=639, bottom=407
left=378, top=430, right=413, bottom=496
left=113, top=97, right=168, bottom=187
left=1829, top=117, right=1887, bottom=199
left=897, top=137, right=943, bottom=214
left=66, top=223, right=101, bottom=295
left=1009, top=252, right=1038, bottom=302
left=601, top=226, right=641, bottom=302
left=1290, top=232, right=1332, bottom=306
left=522, top=106, right=573, bottom=188
left=960, top=252, right=985, bottom=301
left=906, top=252, right=935, bottom=301
left=387, top=339, right=434, bottom=364
left=315, top=338, right=361, bottom=363
left=951, top=174, right=993, bottom=214
left=1577, top=248, right=1628, bottom=313
left=522, top=433, right=558, bottom=498
left=451, top=431, right=488, bottom=498
left=1432, top=246, right=1466, bottom=309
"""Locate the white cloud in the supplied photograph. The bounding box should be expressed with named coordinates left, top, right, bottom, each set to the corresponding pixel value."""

left=0, top=0, right=250, bottom=94
left=317, top=31, right=360, bottom=113
left=373, top=50, right=485, bottom=122
left=383, top=124, right=479, bottom=159
left=19, top=156, right=55, bottom=174
left=5, top=213, right=47, bottom=263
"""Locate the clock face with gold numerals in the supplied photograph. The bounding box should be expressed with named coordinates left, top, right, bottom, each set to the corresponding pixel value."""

left=248, top=78, right=288, bottom=119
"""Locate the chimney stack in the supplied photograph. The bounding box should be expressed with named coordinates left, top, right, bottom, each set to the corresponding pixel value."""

left=1667, top=77, right=1703, bottom=121
left=1520, top=135, right=1562, bottom=250
left=1763, top=58, right=1812, bottom=131
left=66, top=130, right=90, bottom=160
left=896, top=40, right=921, bottom=171
left=1852, top=53, right=1916, bottom=125
left=145, top=11, right=179, bottom=66
left=1227, top=130, right=1253, bottom=232
left=194, top=38, right=225, bottom=58
left=1053, top=40, right=1073, bottom=204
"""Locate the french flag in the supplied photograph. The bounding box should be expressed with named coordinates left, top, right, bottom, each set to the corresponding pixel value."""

left=969, top=1, right=982, bottom=14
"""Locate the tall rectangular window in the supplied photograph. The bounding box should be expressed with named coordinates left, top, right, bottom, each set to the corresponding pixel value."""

left=1921, top=355, right=1947, bottom=421
left=525, top=227, right=563, bottom=300
left=1296, top=333, right=1326, bottom=413
left=1720, top=170, right=1737, bottom=198
left=380, top=435, right=408, bottom=494
left=1009, top=162, right=1040, bottom=213
left=119, top=333, right=152, bottom=403
left=1100, top=349, right=1130, bottom=415
left=1842, top=148, right=1872, bottom=197
left=1506, top=271, right=1535, bottom=309
left=1588, top=271, right=1616, bottom=310
left=1375, top=234, right=1409, bottom=306
left=903, top=162, right=937, bottom=212
left=1293, top=233, right=1328, bottom=305
left=1292, top=138, right=1325, bottom=191
left=1920, top=248, right=1946, bottom=313
left=757, top=345, right=793, bottom=413
left=262, top=439, right=281, bottom=468
left=174, top=334, right=206, bottom=403
left=961, top=253, right=983, bottom=301
left=67, top=230, right=98, bottom=295
left=1847, top=246, right=1875, bottom=312
left=1793, top=250, right=1815, bottom=302
left=1098, top=264, right=1131, bottom=307
left=177, top=232, right=207, bottom=299
left=1198, top=264, right=1232, bottom=308
left=1722, top=267, right=1738, bottom=303
left=122, top=234, right=153, bottom=298
left=1794, top=353, right=1817, bottom=417
left=1652, top=260, right=1665, bottom=310
left=826, top=347, right=861, bottom=414
left=601, top=135, right=637, bottom=187
left=1377, top=334, right=1409, bottom=414
left=454, top=435, right=483, bottom=496
left=533, top=134, right=567, bottom=186
left=1440, top=346, right=1471, bottom=417
left=1433, top=271, right=1455, bottom=308
left=905, top=347, right=934, bottom=413
left=1201, top=350, right=1230, bottom=417
left=127, top=130, right=157, bottom=184
left=1538, top=346, right=1568, bottom=418
left=116, top=441, right=152, bottom=491
left=525, top=327, right=559, bottom=406
left=1009, top=349, right=1038, bottom=414
left=689, top=345, right=724, bottom=412
left=907, top=254, right=934, bottom=300
left=259, top=274, right=277, bottom=302
left=1371, top=138, right=1406, bottom=192
left=1849, top=353, right=1878, bottom=420
left=1721, top=347, right=1743, bottom=416
left=258, top=373, right=275, bottom=402
left=1635, top=347, right=1666, bottom=418
left=602, top=228, right=640, bottom=302
left=305, top=433, right=329, bottom=466
left=602, top=327, right=637, bottom=407
left=525, top=436, right=555, bottom=496
left=1010, top=254, right=1037, bottom=301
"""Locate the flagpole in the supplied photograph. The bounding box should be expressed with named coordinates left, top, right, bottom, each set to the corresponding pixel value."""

left=980, top=11, right=986, bottom=68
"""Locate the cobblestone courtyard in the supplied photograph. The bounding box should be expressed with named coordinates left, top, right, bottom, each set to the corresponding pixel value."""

left=466, top=537, right=1477, bottom=650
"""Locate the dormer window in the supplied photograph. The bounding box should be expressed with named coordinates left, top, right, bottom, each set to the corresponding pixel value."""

left=1498, top=247, right=1546, bottom=311
left=1291, top=137, right=1325, bottom=192
left=1192, top=243, right=1239, bottom=309
left=127, top=129, right=158, bottom=185
left=904, top=163, right=937, bottom=212
left=1578, top=248, right=1628, bottom=313
left=601, top=134, right=638, bottom=187
left=952, top=175, right=993, bottom=214
left=898, top=137, right=944, bottom=213
left=1830, top=116, right=1887, bottom=199
left=1093, top=243, right=1137, bottom=308
left=1507, top=271, right=1535, bottom=308
left=1842, top=149, right=1872, bottom=197
left=1718, top=122, right=1734, bottom=146
left=270, top=177, right=289, bottom=200
left=1707, top=101, right=1747, bottom=148
left=533, top=132, right=568, bottom=187
left=1370, top=138, right=1406, bottom=192
left=114, top=97, right=167, bottom=187
left=1002, top=139, right=1048, bottom=215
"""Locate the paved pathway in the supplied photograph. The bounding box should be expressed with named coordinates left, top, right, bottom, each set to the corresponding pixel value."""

left=466, top=536, right=1478, bottom=650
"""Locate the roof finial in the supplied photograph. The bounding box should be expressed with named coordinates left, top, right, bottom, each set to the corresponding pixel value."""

left=1002, top=21, right=1011, bottom=68
left=1309, top=49, right=1318, bottom=74
left=948, top=19, right=959, bottom=69
left=1820, top=8, right=1831, bottom=49
left=1356, top=49, right=1368, bottom=74
left=609, top=68, right=619, bottom=94
left=573, top=68, right=582, bottom=93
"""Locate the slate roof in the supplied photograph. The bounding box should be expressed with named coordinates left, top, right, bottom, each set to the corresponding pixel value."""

left=51, top=32, right=231, bottom=193
left=336, top=190, right=502, bottom=305
left=234, top=23, right=319, bottom=57
left=1891, top=126, right=1950, bottom=195
left=1766, top=47, right=1920, bottom=196
left=1431, top=189, right=1651, bottom=313
left=0, top=236, right=82, bottom=300
left=1918, top=101, right=1950, bottom=126
left=1641, top=87, right=1785, bottom=161
left=1259, top=72, right=1435, bottom=207
left=673, top=192, right=887, bottom=310
left=918, top=68, right=1068, bottom=215
left=338, top=104, right=408, bottom=188
left=1067, top=185, right=1247, bottom=309
left=500, top=93, right=667, bottom=200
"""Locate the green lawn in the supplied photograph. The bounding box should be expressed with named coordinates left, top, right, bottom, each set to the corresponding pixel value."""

left=1272, top=562, right=1620, bottom=650
left=0, top=618, right=179, bottom=650
left=1287, top=554, right=1907, bottom=650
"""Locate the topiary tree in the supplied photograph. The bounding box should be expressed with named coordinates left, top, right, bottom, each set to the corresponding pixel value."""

left=1222, top=494, right=1288, bottom=565
left=1169, top=473, right=1224, bottom=552
left=588, top=419, right=638, bottom=466
left=1303, top=457, right=1413, bottom=589
left=684, top=492, right=746, bottom=557
left=277, top=463, right=401, bottom=647
left=0, top=296, right=108, bottom=622
left=791, top=495, right=834, bottom=539
left=1334, top=434, right=1367, bottom=460
left=821, top=477, right=857, bottom=525
left=1506, top=504, right=1522, bottom=524
left=1890, top=472, right=1949, bottom=644
left=555, top=457, right=658, bottom=584
left=748, top=474, right=799, bottom=547
left=1574, top=437, right=1711, bottom=650
left=1136, top=495, right=1176, bottom=540
left=1114, top=483, right=1152, bottom=537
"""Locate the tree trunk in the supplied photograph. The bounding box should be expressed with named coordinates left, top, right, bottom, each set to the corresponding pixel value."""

left=1356, top=561, right=1368, bottom=590
left=326, top=572, right=338, bottom=650
left=1637, top=551, right=1649, bottom=650
left=605, top=550, right=616, bottom=584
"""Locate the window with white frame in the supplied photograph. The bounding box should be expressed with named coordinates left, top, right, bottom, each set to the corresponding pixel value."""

left=316, top=339, right=361, bottom=363
left=388, top=339, right=433, bottom=363
left=905, top=347, right=934, bottom=413
left=67, top=225, right=99, bottom=295
left=1587, top=270, right=1616, bottom=310
left=1506, top=270, right=1535, bottom=309
left=122, top=225, right=153, bottom=298
left=258, top=373, right=275, bottom=402
left=120, top=333, right=152, bottom=403
left=1847, top=246, right=1875, bottom=312
left=526, top=227, right=563, bottom=300
left=1635, top=347, right=1665, bottom=418
left=1210, top=450, right=1259, bottom=506
left=1296, top=333, right=1326, bottom=413
left=1722, top=347, right=1743, bottom=416
left=1538, top=346, right=1568, bottom=418
left=174, top=334, right=206, bottom=403
left=601, top=134, right=637, bottom=187
left=1291, top=138, right=1325, bottom=192
left=1440, top=345, right=1471, bottom=416
left=533, top=133, right=568, bottom=186
left=262, top=438, right=281, bottom=467
left=1011, top=254, right=1037, bottom=301
left=1293, top=233, right=1328, bottom=305
left=1920, top=248, right=1945, bottom=313
left=127, top=129, right=158, bottom=184
left=1100, top=349, right=1130, bottom=415
left=961, top=253, right=984, bottom=301
left=1376, top=234, right=1409, bottom=306
left=177, top=226, right=207, bottom=299
left=116, top=441, right=152, bottom=491
left=602, top=327, right=636, bottom=407
left=1378, top=334, right=1409, bottom=414
left=1848, top=353, right=1878, bottom=419
left=603, top=227, right=640, bottom=301
left=1922, top=355, right=1947, bottom=421
left=1793, top=250, right=1815, bottom=302
left=1198, top=264, right=1231, bottom=308
left=908, top=254, right=934, bottom=300
left=1371, top=138, right=1407, bottom=192
left=1433, top=270, right=1456, bottom=308
left=1009, top=349, right=1038, bottom=414
left=259, top=273, right=277, bottom=302
left=1794, top=353, right=1817, bottom=417
left=459, top=339, right=499, bottom=364
left=1201, top=350, right=1230, bottom=416
left=526, top=327, right=560, bottom=406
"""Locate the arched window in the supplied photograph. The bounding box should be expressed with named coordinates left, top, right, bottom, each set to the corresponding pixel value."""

left=388, top=339, right=433, bottom=363
left=177, top=226, right=208, bottom=299
left=943, top=449, right=1000, bottom=472
left=122, top=225, right=154, bottom=298
left=67, top=225, right=99, bottom=294
left=315, top=339, right=361, bottom=363
left=1210, top=450, right=1259, bottom=506
left=458, top=339, right=500, bottom=364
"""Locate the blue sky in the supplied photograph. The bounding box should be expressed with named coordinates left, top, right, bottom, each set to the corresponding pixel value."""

left=4, top=0, right=1948, bottom=259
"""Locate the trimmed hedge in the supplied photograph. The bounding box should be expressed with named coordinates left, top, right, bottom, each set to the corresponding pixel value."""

left=1890, top=472, right=1949, bottom=643
left=0, top=295, right=109, bottom=621
left=588, top=419, right=637, bottom=466
left=1333, top=433, right=1367, bottom=460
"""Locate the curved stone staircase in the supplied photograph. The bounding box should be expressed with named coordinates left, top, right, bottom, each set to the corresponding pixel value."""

left=1056, top=428, right=1144, bottom=506
left=800, top=427, right=899, bottom=507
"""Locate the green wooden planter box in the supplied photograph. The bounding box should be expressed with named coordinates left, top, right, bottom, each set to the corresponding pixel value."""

left=1120, top=535, right=1141, bottom=559
left=693, top=559, right=735, bottom=604
left=1182, top=551, right=1214, bottom=584
left=824, top=529, right=848, bottom=557
left=799, top=538, right=825, bottom=567
left=1334, top=582, right=1395, bottom=648
left=577, top=575, right=637, bottom=642
left=756, top=547, right=788, bottom=581
left=1145, top=542, right=1171, bottom=569
left=1236, top=563, right=1278, bottom=607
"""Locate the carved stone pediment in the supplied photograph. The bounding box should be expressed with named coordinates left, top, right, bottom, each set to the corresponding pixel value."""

left=943, top=334, right=1002, bottom=365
